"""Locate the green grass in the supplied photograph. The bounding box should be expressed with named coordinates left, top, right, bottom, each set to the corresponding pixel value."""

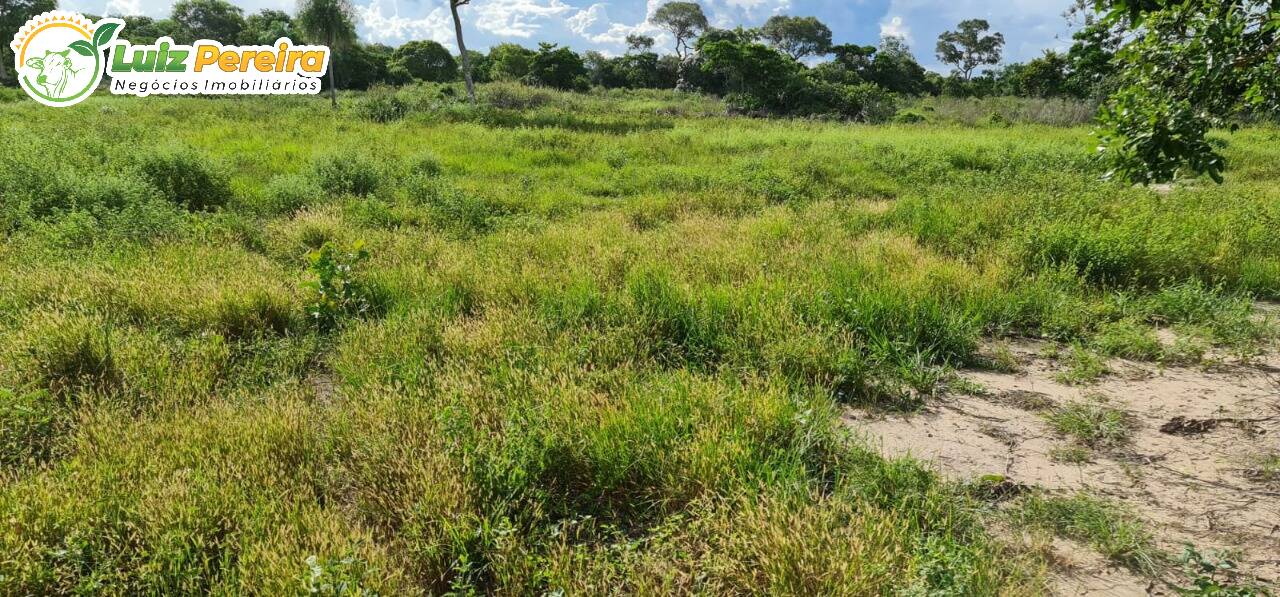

left=1013, top=492, right=1161, bottom=574
left=0, top=84, right=1276, bottom=593
left=1044, top=396, right=1135, bottom=449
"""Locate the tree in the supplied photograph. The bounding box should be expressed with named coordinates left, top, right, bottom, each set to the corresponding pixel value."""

left=1065, top=20, right=1122, bottom=98
left=1011, top=51, right=1069, bottom=97
left=650, top=1, right=708, bottom=89
left=626, top=34, right=655, bottom=54
left=528, top=43, right=588, bottom=91
left=1093, top=0, right=1280, bottom=184
left=488, top=43, right=536, bottom=81
left=171, top=0, right=245, bottom=44
left=238, top=9, right=293, bottom=45
left=0, top=0, right=56, bottom=86
left=448, top=0, right=476, bottom=102
left=759, top=15, right=832, bottom=60
left=867, top=36, right=929, bottom=95
left=935, top=19, right=1004, bottom=80
left=389, top=40, right=458, bottom=82
left=296, top=0, right=357, bottom=108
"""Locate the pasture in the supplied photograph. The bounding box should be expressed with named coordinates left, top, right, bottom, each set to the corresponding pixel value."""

left=0, top=84, right=1277, bottom=593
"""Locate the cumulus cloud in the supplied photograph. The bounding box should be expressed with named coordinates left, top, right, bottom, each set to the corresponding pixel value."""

left=105, top=0, right=144, bottom=16
left=879, top=15, right=909, bottom=42
left=472, top=0, right=574, bottom=38
left=356, top=0, right=455, bottom=45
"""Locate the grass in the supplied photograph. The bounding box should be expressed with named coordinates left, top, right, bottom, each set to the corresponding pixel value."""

left=0, top=83, right=1276, bottom=593
left=1013, top=492, right=1161, bottom=575
left=1044, top=395, right=1135, bottom=449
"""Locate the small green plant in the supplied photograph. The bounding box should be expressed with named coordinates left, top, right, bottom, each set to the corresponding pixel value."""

left=1176, top=545, right=1268, bottom=596
left=1055, top=343, right=1107, bottom=385
left=262, top=174, right=324, bottom=216
left=356, top=87, right=410, bottom=123
left=303, top=241, right=374, bottom=331
left=1045, top=396, right=1133, bottom=449
left=1049, top=444, right=1093, bottom=464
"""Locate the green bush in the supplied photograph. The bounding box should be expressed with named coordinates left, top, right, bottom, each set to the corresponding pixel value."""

left=310, top=150, right=382, bottom=197
left=355, top=87, right=410, bottom=123
left=136, top=146, right=234, bottom=211
left=262, top=174, right=324, bottom=215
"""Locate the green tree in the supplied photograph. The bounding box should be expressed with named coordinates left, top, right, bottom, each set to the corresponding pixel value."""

left=935, top=19, right=1004, bottom=80
left=867, top=35, right=929, bottom=94
left=170, top=0, right=245, bottom=44
left=389, top=40, right=458, bottom=82
left=237, top=9, right=293, bottom=45
left=1094, top=0, right=1280, bottom=184
left=488, top=43, right=536, bottom=81
left=651, top=1, right=708, bottom=89
left=0, top=0, right=56, bottom=86
left=116, top=16, right=179, bottom=44
left=448, top=0, right=476, bottom=102
left=759, top=15, right=833, bottom=60
left=528, top=43, right=588, bottom=91
left=1013, top=50, right=1070, bottom=97
left=626, top=34, right=655, bottom=53
left=296, top=0, right=357, bottom=108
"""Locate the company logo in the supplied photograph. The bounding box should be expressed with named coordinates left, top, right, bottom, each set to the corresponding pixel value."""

left=10, top=11, right=121, bottom=107
left=11, top=11, right=330, bottom=107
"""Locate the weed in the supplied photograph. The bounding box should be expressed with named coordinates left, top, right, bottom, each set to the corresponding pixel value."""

left=1055, top=343, right=1107, bottom=385
left=262, top=174, right=324, bottom=216
left=1045, top=396, right=1133, bottom=449
left=135, top=146, right=234, bottom=211
left=311, top=150, right=382, bottom=197
left=1049, top=445, right=1093, bottom=464
left=1176, top=545, right=1268, bottom=596
left=302, top=241, right=375, bottom=331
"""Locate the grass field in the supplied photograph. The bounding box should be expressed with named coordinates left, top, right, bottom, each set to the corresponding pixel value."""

left=1, top=83, right=1277, bottom=594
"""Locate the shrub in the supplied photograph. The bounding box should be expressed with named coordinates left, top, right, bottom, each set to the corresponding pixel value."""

left=303, top=241, right=375, bottom=331
left=893, top=110, right=928, bottom=124
left=262, top=174, right=324, bottom=215
left=406, top=176, right=509, bottom=234
left=407, top=152, right=443, bottom=178
left=310, top=150, right=381, bottom=197
left=136, top=146, right=234, bottom=211
left=482, top=81, right=559, bottom=110
left=356, top=87, right=410, bottom=123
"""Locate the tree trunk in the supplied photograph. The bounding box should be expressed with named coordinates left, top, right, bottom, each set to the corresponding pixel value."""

left=328, top=52, right=338, bottom=108
left=450, top=2, right=476, bottom=103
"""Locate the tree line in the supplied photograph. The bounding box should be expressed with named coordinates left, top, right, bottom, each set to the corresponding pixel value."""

left=2, top=0, right=1277, bottom=184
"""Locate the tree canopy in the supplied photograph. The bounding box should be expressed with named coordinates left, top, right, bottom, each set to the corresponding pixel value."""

left=936, top=19, right=1005, bottom=80
left=759, top=15, right=833, bottom=60
left=1094, top=0, right=1280, bottom=184
left=171, top=0, right=245, bottom=44
left=0, top=0, right=56, bottom=84
left=651, top=2, right=709, bottom=61
left=389, top=40, right=458, bottom=83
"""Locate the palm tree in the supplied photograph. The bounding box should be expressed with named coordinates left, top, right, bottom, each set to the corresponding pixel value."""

left=449, top=0, right=476, bottom=102
left=296, top=0, right=357, bottom=108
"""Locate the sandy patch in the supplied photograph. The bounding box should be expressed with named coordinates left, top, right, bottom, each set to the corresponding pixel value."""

left=846, top=338, right=1280, bottom=595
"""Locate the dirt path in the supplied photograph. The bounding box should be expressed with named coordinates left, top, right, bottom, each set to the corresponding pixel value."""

left=846, top=339, right=1280, bottom=595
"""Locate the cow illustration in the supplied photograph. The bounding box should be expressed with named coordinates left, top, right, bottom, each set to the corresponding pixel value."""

left=25, top=49, right=83, bottom=99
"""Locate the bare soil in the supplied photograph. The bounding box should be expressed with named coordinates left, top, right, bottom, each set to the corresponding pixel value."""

left=846, top=339, right=1280, bottom=595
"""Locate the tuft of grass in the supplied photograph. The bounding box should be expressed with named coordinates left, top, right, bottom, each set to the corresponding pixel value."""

left=1044, top=395, right=1134, bottom=449
left=1055, top=344, right=1108, bottom=385
left=1013, top=492, right=1160, bottom=574
left=1049, top=444, right=1093, bottom=464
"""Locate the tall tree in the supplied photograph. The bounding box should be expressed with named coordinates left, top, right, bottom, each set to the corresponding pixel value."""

left=238, top=9, right=293, bottom=45
left=935, top=19, right=1004, bottom=80
left=0, top=0, right=56, bottom=86
left=650, top=1, right=708, bottom=90
left=759, top=15, right=833, bottom=60
left=626, top=34, right=655, bottom=54
left=1093, top=0, right=1280, bottom=184
left=389, top=40, right=458, bottom=82
left=488, top=43, right=536, bottom=81
left=171, top=0, right=245, bottom=44
left=448, top=0, right=475, bottom=102
left=296, top=0, right=357, bottom=108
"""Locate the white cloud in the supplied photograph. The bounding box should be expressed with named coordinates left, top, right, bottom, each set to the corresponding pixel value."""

left=879, top=15, right=909, bottom=42
left=472, top=0, right=574, bottom=38
left=356, top=0, right=454, bottom=45
left=105, top=0, right=144, bottom=16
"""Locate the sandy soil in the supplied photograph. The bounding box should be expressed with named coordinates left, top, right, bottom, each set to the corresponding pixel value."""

left=845, top=338, right=1280, bottom=595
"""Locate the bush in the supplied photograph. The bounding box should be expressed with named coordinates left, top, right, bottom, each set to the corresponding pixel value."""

left=407, top=152, right=443, bottom=178
left=356, top=87, right=410, bottom=123
left=893, top=110, right=928, bottom=124
left=406, top=176, right=509, bottom=234
left=136, top=146, right=234, bottom=211
left=262, top=174, right=324, bottom=215
left=310, top=150, right=382, bottom=197
left=482, top=81, right=559, bottom=110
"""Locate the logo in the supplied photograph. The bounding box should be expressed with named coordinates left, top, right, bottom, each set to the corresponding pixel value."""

left=11, top=11, right=330, bottom=107
left=10, top=11, right=122, bottom=107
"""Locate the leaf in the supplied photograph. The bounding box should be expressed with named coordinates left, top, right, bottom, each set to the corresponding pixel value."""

left=92, top=22, right=121, bottom=48
left=68, top=40, right=95, bottom=57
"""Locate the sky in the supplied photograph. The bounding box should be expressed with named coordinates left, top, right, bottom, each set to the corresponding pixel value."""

left=58, top=0, right=1081, bottom=72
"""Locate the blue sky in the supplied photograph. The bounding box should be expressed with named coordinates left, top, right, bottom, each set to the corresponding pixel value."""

left=60, top=0, right=1080, bottom=72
